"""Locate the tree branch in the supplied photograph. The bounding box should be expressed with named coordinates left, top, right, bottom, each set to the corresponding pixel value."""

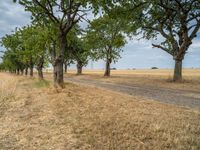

left=33, top=0, right=59, bottom=23
left=188, top=24, right=197, bottom=31
left=189, top=19, right=200, bottom=39
left=152, top=43, right=173, bottom=55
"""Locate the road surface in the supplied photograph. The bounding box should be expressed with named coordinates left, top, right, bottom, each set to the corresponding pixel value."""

left=66, top=76, right=200, bottom=110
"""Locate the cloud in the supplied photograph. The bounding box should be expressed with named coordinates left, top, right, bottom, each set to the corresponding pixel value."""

left=0, top=1, right=31, bottom=38
left=0, top=1, right=200, bottom=68
left=191, top=40, right=200, bottom=49
left=0, top=1, right=31, bottom=60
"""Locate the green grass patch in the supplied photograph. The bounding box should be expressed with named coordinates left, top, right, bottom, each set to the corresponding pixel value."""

left=33, top=79, right=50, bottom=88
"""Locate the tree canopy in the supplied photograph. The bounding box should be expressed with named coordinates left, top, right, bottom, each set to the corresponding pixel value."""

left=86, top=15, right=126, bottom=76
left=104, top=0, right=200, bottom=81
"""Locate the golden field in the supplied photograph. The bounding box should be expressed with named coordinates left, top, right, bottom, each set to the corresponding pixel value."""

left=0, top=72, right=200, bottom=149
left=64, top=69, right=200, bottom=92
left=65, top=68, right=200, bottom=76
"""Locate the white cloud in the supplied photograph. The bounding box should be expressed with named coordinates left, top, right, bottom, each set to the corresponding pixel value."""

left=0, top=1, right=31, bottom=38
left=191, top=40, right=200, bottom=49
left=0, top=1, right=200, bottom=69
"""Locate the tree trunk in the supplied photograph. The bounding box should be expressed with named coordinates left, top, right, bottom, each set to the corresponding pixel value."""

left=29, top=56, right=34, bottom=77
left=53, top=59, right=64, bottom=88
left=104, top=59, right=111, bottom=77
left=64, top=63, right=68, bottom=73
left=173, top=59, right=182, bottom=82
left=76, top=62, right=83, bottom=75
left=37, top=56, right=44, bottom=80
left=53, top=33, right=65, bottom=87
left=50, top=32, right=66, bottom=88
left=25, top=67, right=28, bottom=76
left=51, top=42, right=57, bottom=83
left=53, top=33, right=66, bottom=88
left=21, top=69, right=24, bottom=75
left=53, top=65, right=56, bottom=82
left=30, top=67, right=33, bottom=77
left=17, top=69, right=20, bottom=75
left=57, top=61, right=64, bottom=85
left=37, top=68, right=43, bottom=80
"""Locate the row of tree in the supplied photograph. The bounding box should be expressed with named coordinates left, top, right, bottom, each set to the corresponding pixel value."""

left=0, top=14, right=125, bottom=84
left=0, top=0, right=199, bottom=88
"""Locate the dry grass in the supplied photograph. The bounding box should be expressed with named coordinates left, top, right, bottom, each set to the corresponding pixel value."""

left=0, top=73, right=200, bottom=149
left=0, top=74, right=18, bottom=101
left=0, top=74, right=18, bottom=117
left=66, top=69, right=200, bottom=92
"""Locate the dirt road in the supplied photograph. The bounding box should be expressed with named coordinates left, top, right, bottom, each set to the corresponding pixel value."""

left=66, top=76, right=200, bottom=110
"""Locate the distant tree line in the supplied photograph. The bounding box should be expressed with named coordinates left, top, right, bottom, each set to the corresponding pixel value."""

left=0, top=0, right=199, bottom=88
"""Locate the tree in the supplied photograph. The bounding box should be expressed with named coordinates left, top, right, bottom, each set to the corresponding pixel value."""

left=1, top=32, right=26, bottom=74
left=19, top=25, right=48, bottom=79
left=20, top=26, right=37, bottom=77
left=14, top=0, right=98, bottom=88
left=32, top=26, right=48, bottom=80
left=86, top=15, right=126, bottom=76
left=63, top=55, right=73, bottom=73
left=1, top=25, right=48, bottom=79
left=72, top=39, right=90, bottom=75
left=65, top=26, right=90, bottom=75
left=143, top=0, right=200, bottom=81
left=112, top=0, right=200, bottom=81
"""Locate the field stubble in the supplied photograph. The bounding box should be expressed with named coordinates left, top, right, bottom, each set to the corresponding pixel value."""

left=65, top=69, right=200, bottom=92
left=0, top=72, right=200, bottom=149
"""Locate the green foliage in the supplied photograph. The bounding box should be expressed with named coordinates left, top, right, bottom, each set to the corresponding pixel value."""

left=105, top=0, right=200, bottom=60
left=1, top=31, right=25, bottom=72
left=86, top=15, right=126, bottom=63
left=1, top=25, right=48, bottom=72
left=67, top=27, right=90, bottom=67
left=131, top=0, right=200, bottom=57
left=33, top=79, right=50, bottom=88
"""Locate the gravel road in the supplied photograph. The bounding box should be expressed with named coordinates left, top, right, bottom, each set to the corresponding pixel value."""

left=66, top=77, right=200, bottom=110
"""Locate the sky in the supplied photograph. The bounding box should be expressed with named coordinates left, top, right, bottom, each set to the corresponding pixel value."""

left=0, top=1, right=200, bottom=69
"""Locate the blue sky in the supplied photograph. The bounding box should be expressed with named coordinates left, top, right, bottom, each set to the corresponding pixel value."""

left=0, top=1, right=200, bottom=69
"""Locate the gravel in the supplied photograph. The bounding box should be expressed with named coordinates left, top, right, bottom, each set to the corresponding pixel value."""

left=66, top=77, right=200, bottom=110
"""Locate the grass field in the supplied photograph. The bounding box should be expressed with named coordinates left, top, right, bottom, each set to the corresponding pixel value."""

left=64, top=69, right=200, bottom=92
left=0, top=72, right=200, bottom=149
left=66, top=68, right=200, bottom=76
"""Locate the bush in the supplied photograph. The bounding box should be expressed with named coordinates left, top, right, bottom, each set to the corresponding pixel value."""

left=151, top=67, right=158, bottom=69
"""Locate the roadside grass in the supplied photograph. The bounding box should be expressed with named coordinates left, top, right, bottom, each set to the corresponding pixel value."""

left=0, top=72, right=200, bottom=149
left=53, top=86, right=200, bottom=150
left=0, top=74, right=18, bottom=116
left=33, top=79, right=50, bottom=88
left=0, top=74, right=17, bottom=100
left=64, top=69, right=200, bottom=92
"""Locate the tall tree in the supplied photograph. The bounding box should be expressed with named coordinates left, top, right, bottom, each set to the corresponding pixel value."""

left=1, top=32, right=26, bottom=74
left=1, top=25, right=48, bottom=79
left=110, top=0, right=200, bottom=81
left=142, top=0, right=200, bottom=81
left=63, top=54, right=73, bottom=73
left=72, top=39, right=90, bottom=75
left=66, top=27, right=90, bottom=75
left=31, top=26, right=48, bottom=80
left=86, top=15, right=126, bottom=76
left=14, top=0, right=98, bottom=88
left=20, top=26, right=37, bottom=77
